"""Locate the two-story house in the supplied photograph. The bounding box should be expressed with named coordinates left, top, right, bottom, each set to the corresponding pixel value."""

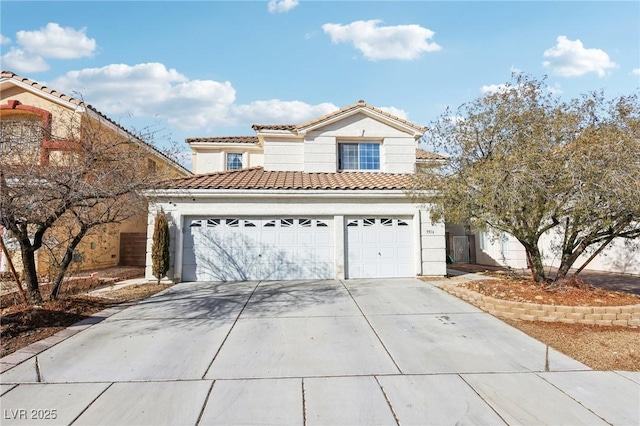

left=0, top=71, right=192, bottom=276
left=146, top=101, right=447, bottom=282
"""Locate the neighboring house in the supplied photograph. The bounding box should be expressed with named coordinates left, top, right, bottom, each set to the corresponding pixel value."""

left=146, top=100, right=447, bottom=282
left=446, top=226, right=640, bottom=276
left=0, top=71, right=191, bottom=275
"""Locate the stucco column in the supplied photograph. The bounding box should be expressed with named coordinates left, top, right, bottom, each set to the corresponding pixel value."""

left=334, top=215, right=345, bottom=279
left=420, top=209, right=447, bottom=276
left=144, top=207, right=157, bottom=281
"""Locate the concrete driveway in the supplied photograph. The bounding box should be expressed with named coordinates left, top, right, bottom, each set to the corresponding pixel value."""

left=1, top=278, right=639, bottom=425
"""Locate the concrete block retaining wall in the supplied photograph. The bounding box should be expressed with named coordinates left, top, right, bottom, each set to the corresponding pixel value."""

left=441, top=283, right=640, bottom=327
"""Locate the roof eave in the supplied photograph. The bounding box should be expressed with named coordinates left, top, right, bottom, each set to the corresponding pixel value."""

left=146, top=188, right=413, bottom=199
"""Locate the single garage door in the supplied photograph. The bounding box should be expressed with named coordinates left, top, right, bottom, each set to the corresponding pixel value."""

left=182, top=217, right=333, bottom=281
left=346, top=217, right=413, bottom=278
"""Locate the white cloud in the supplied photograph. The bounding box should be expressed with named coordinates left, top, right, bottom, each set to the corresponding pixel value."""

left=268, top=0, right=299, bottom=14
left=1, top=23, right=96, bottom=73
left=481, top=81, right=562, bottom=95
left=17, top=23, right=96, bottom=59
left=0, top=49, right=49, bottom=72
left=378, top=106, right=408, bottom=119
left=542, top=35, right=617, bottom=77
left=49, top=62, right=340, bottom=132
left=548, top=83, right=563, bottom=95
left=632, top=68, right=640, bottom=76
left=51, top=63, right=235, bottom=131
left=480, top=83, right=508, bottom=95
left=231, top=100, right=337, bottom=124
left=322, top=20, right=441, bottom=61
left=0, top=34, right=11, bottom=45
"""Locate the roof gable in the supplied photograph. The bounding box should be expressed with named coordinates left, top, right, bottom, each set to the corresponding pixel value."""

left=251, top=100, right=426, bottom=140
left=297, top=100, right=425, bottom=137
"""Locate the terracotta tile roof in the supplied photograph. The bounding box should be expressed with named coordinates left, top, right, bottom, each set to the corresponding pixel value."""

left=165, top=167, right=413, bottom=190
left=1, top=70, right=191, bottom=176
left=251, top=124, right=297, bottom=131
left=186, top=136, right=259, bottom=144
left=250, top=100, right=426, bottom=134
left=416, top=148, right=446, bottom=160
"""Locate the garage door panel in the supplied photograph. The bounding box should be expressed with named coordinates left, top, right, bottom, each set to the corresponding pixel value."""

left=396, top=232, right=412, bottom=244
left=347, top=217, right=413, bottom=279
left=279, top=233, right=295, bottom=245
left=397, top=247, right=412, bottom=258
left=379, top=247, right=398, bottom=258
left=362, top=233, right=378, bottom=244
left=362, top=247, right=380, bottom=261
left=378, top=231, right=396, bottom=244
left=314, top=247, right=332, bottom=261
left=261, top=232, right=277, bottom=245
left=316, top=233, right=331, bottom=245
left=183, top=217, right=333, bottom=281
left=297, top=233, right=313, bottom=245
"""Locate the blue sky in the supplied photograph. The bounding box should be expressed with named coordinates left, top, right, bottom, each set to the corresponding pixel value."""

left=1, top=1, right=638, bottom=165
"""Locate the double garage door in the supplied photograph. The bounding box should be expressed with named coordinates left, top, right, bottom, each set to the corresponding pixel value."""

left=182, top=216, right=412, bottom=281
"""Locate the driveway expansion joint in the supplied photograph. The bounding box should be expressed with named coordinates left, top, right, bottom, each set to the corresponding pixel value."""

left=201, top=280, right=262, bottom=379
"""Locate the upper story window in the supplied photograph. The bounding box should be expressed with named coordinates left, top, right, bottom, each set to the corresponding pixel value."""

left=338, top=143, right=380, bottom=171
left=0, top=115, right=43, bottom=158
left=226, top=152, right=243, bottom=170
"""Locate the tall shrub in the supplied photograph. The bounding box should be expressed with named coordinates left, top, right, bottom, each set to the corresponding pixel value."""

left=151, top=209, right=170, bottom=284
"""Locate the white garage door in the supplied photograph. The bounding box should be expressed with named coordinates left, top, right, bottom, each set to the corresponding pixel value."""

left=346, top=217, right=413, bottom=278
left=182, top=217, right=333, bottom=281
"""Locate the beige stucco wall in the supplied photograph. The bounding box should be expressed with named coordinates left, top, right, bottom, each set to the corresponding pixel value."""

left=1, top=84, right=190, bottom=276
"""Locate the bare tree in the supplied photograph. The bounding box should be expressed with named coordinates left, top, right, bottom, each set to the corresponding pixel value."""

left=1, top=108, right=171, bottom=304
left=412, top=74, right=640, bottom=283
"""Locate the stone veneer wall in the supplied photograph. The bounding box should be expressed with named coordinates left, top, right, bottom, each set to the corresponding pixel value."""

left=441, top=283, right=640, bottom=327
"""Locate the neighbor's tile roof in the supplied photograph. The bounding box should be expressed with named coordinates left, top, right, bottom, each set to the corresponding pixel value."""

left=1, top=70, right=192, bottom=176
left=186, top=136, right=259, bottom=144
left=251, top=124, right=297, bottom=131
left=251, top=100, right=426, bottom=133
left=165, top=167, right=414, bottom=190
left=416, top=148, right=446, bottom=160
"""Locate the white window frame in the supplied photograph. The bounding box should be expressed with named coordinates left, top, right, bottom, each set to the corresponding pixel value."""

left=338, top=142, right=381, bottom=171
left=226, top=152, right=243, bottom=170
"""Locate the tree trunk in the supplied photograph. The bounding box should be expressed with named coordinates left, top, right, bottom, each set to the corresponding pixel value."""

left=523, top=243, right=546, bottom=283
left=573, top=236, right=617, bottom=277
left=555, top=242, right=588, bottom=281
left=19, top=243, right=43, bottom=305
left=0, top=236, right=28, bottom=304
left=50, top=229, right=87, bottom=300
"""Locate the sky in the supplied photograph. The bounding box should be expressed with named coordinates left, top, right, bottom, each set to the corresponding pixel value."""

left=1, top=1, right=639, bottom=167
